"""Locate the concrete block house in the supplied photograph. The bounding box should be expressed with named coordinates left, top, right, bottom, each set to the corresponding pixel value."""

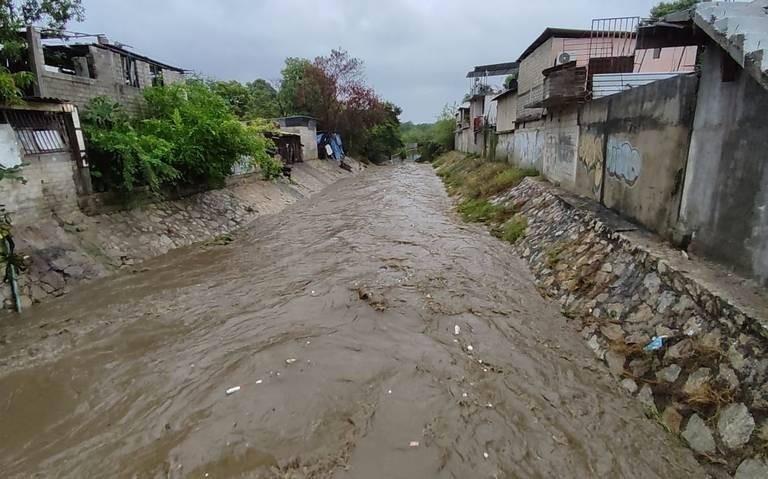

left=25, top=27, right=186, bottom=114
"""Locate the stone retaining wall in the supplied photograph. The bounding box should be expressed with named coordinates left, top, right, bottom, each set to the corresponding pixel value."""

left=1, top=159, right=364, bottom=312
left=501, top=178, right=768, bottom=477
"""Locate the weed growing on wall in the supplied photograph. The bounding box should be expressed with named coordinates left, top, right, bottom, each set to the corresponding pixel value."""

left=83, top=81, right=281, bottom=194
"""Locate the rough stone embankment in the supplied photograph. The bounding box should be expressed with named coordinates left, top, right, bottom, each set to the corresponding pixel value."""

left=502, top=178, right=768, bottom=477
left=1, top=159, right=364, bottom=311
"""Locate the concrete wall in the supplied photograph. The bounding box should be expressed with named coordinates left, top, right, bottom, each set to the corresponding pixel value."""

left=681, top=42, right=768, bottom=284
left=510, top=120, right=545, bottom=170
left=602, top=74, right=697, bottom=236
left=542, top=106, right=579, bottom=187
left=455, top=127, right=472, bottom=154
left=32, top=30, right=184, bottom=114
left=495, top=93, right=517, bottom=133
left=495, top=131, right=514, bottom=162
left=517, top=38, right=553, bottom=120
left=0, top=133, right=79, bottom=225
left=575, top=101, right=607, bottom=200
left=576, top=74, right=698, bottom=237
left=467, top=96, right=485, bottom=155
left=280, top=124, right=318, bottom=161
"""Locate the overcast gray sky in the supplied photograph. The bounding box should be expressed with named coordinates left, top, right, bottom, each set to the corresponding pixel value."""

left=76, top=0, right=660, bottom=123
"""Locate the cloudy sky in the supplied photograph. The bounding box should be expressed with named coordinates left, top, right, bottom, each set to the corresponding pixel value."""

left=75, top=0, right=660, bottom=123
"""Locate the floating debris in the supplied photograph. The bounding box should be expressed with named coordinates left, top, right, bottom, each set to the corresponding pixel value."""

left=483, top=452, right=489, bottom=459
left=286, top=358, right=298, bottom=365
left=255, top=380, right=263, bottom=385
left=467, top=345, right=474, bottom=352
left=225, top=386, right=241, bottom=396
left=454, top=325, right=461, bottom=336
left=409, top=441, right=420, bottom=447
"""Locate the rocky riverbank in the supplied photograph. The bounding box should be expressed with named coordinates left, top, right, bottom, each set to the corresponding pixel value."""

left=1, top=159, right=365, bottom=312
left=501, top=178, right=768, bottom=477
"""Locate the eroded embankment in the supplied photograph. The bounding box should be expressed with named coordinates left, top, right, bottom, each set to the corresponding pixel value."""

left=434, top=152, right=768, bottom=477
left=1, top=159, right=364, bottom=312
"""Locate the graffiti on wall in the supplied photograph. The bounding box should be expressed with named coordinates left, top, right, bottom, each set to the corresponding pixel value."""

left=606, top=137, right=642, bottom=186
left=496, top=133, right=514, bottom=162
left=543, top=127, right=578, bottom=185
left=513, top=129, right=543, bottom=169
left=577, top=132, right=604, bottom=198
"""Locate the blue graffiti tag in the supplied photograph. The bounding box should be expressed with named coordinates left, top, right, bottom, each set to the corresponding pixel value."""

left=606, top=137, right=642, bottom=186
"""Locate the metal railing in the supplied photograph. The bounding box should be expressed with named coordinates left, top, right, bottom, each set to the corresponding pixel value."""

left=1, top=109, right=70, bottom=155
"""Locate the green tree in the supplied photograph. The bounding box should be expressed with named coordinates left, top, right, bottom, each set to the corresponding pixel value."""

left=277, top=57, right=312, bottom=116
left=247, top=79, right=280, bottom=118
left=650, top=0, right=699, bottom=19
left=210, top=80, right=254, bottom=119
left=361, top=102, right=403, bottom=163
left=0, top=0, right=85, bottom=104
left=83, top=81, right=280, bottom=193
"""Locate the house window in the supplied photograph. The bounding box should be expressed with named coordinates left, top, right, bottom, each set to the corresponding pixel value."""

left=653, top=48, right=662, bottom=59
left=121, top=55, right=140, bottom=87
left=150, top=64, right=164, bottom=87
left=2, top=110, right=70, bottom=155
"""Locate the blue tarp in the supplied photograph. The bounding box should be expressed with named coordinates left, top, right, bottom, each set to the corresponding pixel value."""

left=317, top=133, right=345, bottom=160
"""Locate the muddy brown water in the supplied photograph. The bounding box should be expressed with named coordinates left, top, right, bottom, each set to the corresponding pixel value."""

left=0, top=164, right=705, bottom=478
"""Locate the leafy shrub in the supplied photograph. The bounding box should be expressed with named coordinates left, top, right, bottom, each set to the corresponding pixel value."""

left=500, top=215, right=528, bottom=243
left=83, top=81, right=279, bottom=194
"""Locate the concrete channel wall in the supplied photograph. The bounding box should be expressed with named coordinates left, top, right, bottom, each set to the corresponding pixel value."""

left=680, top=41, right=768, bottom=285
left=497, top=69, right=768, bottom=287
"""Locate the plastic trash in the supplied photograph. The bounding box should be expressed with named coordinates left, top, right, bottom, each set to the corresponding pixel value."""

left=644, top=336, right=666, bottom=352
left=454, top=325, right=461, bottom=336
left=483, top=452, right=489, bottom=459
left=255, top=380, right=263, bottom=385
left=467, top=345, right=474, bottom=352
left=285, top=358, right=298, bottom=365
left=226, top=386, right=241, bottom=396
left=409, top=441, right=420, bottom=447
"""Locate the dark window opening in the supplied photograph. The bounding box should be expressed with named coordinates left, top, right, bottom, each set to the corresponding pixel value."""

left=42, top=45, right=95, bottom=78
left=150, top=64, right=164, bottom=87
left=653, top=48, right=662, bottom=59
left=122, top=55, right=140, bottom=87
left=721, top=50, right=739, bottom=83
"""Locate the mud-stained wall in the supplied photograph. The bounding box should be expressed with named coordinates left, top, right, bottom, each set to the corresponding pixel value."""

left=542, top=106, right=579, bottom=187
left=680, top=41, right=768, bottom=285
left=575, top=75, right=698, bottom=236
left=575, top=101, right=607, bottom=200
left=495, top=131, right=514, bottom=162
left=511, top=121, right=544, bottom=170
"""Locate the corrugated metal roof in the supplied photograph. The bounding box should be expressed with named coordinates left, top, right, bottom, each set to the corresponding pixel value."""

left=466, top=62, right=519, bottom=78
left=516, top=28, right=593, bottom=63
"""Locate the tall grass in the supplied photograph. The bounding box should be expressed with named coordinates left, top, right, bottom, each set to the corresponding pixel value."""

left=433, top=152, right=538, bottom=244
